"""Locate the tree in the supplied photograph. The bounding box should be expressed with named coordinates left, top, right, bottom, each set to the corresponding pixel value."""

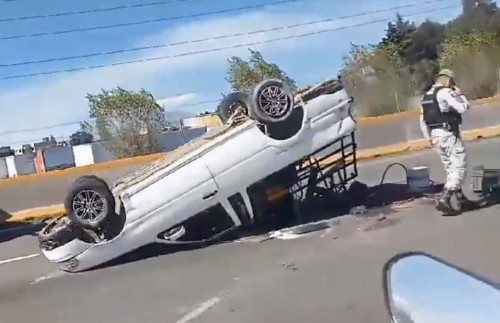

left=70, top=130, right=93, bottom=146
left=439, top=30, right=500, bottom=98
left=380, top=13, right=416, bottom=59
left=226, top=49, right=297, bottom=94
left=341, top=43, right=416, bottom=116
left=449, top=0, right=500, bottom=34
left=404, top=20, right=445, bottom=65
left=84, top=87, right=166, bottom=158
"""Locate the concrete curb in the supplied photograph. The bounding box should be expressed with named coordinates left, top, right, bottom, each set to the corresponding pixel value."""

left=0, top=152, right=166, bottom=187
left=9, top=205, right=65, bottom=223
left=356, top=124, right=500, bottom=160
left=358, top=96, right=499, bottom=125
left=6, top=124, right=500, bottom=224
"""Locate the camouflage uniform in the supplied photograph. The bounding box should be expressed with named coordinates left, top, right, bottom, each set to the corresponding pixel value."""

left=419, top=69, right=474, bottom=213
left=430, top=128, right=467, bottom=190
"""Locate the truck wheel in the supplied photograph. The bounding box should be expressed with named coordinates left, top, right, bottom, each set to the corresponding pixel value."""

left=217, top=92, right=252, bottom=123
left=74, top=175, right=108, bottom=186
left=64, top=176, right=115, bottom=229
left=251, top=79, right=294, bottom=123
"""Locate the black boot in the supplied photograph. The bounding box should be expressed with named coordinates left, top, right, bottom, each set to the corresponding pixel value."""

left=454, top=188, right=480, bottom=210
left=436, top=188, right=457, bottom=214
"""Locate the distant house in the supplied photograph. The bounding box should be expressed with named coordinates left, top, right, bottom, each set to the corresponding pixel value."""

left=34, top=136, right=57, bottom=152
left=181, top=114, right=222, bottom=130
left=0, top=146, right=13, bottom=158
left=69, top=131, right=93, bottom=146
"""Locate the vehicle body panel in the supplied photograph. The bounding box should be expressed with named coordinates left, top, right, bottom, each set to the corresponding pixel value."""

left=40, top=83, right=357, bottom=272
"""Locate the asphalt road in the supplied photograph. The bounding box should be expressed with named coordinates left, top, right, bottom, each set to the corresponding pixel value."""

left=0, top=137, right=499, bottom=323
left=0, top=101, right=499, bottom=214
left=356, top=101, right=500, bottom=150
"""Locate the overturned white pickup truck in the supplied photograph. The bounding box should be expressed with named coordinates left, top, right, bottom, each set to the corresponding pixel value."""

left=38, top=78, right=358, bottom=272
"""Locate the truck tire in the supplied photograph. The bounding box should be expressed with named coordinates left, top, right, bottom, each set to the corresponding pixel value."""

left=64, top=176, right=115, bottom=229
left=217, top=91, right=252, bottom=123
left=73, top=175, right=108, bottom=187
left=251, top=79, right=294, bottom=123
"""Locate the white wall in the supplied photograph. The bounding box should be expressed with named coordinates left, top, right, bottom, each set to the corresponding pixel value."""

left=73, top=144, right=95, bottom=167
left=0, top=158, right=8, bottom=179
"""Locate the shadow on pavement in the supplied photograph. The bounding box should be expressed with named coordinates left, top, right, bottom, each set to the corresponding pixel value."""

left=294, top=181, right=445, bottom=223
left=93, top=181, right=445, bottom=271
left=80, top=181, right=500, bottom=272
left=441, top=190, right=500, bottom=217
left=0, top=208, right=43, bottom=244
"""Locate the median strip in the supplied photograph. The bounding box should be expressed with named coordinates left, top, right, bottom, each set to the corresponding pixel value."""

left=9, top=205, right=65, bottom=222
left=4, top=124, right=500, bottom=224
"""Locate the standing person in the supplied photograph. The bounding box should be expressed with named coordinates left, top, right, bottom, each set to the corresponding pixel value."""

left=419, top=69, right=476, bottom=213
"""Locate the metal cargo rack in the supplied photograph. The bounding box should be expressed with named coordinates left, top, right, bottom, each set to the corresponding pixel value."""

left=290, top=131, right=358, bottom=200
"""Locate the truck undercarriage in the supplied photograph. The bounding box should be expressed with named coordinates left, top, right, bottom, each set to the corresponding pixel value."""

left=38, top=77, right=358, bottom=269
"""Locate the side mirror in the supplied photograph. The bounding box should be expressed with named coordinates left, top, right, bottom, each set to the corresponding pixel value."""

left=384, top=253, right=500, bottom=323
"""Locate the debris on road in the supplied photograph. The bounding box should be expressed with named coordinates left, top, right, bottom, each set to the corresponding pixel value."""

left=281, top=262, right=298, bottom=271
left=349, top=205, right=368, bottom=216
left=357, top=215, right=399, bottom=232
left=290, top=221, right=330, bottom=235
left=264, top=221, right=331, bottom=241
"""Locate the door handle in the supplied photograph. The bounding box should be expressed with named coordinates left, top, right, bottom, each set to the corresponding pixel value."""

left=202, top=190, right=218, bottom=200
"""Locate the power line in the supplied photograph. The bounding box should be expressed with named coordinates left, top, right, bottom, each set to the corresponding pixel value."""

left=0, top=4, right=459, bottom=81
left=0, top=98, right=221, bottom=136
left=0, top=0, right=308, bottom=41
left=0, top=3, right=456, bottom=137
left=0, top=0, right=448, bottom=68
left=0, top=0, right=198, bottom=23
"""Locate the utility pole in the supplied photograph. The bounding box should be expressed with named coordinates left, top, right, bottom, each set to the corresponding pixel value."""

left=497, top=67, right=500, bottom=96
left=394, top=91, right=400, bottom=113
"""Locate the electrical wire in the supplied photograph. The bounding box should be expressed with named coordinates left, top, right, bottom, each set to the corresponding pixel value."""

left=0, top=0, right=199, bottom=22
left=0, top=0, right=309, bottom=41
left=0, top=98, right=221, bottom=137
left=0, top=0, right=449, bottom=68
left=0, top=1, right=457, bottom=139
left=0, top=4, right=459, bottom=81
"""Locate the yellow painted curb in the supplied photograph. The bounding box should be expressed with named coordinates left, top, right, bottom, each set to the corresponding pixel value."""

left=8, top=204, right=65, bottom=222
left=358, top=96, right=499, bottom=126
left=355, top=124, right=500, bottom=161
left=357, top=108, right=420, bottom=125
left=0, top=152, right=166, bottom=187
left=8, top=124, right=500, bottom=224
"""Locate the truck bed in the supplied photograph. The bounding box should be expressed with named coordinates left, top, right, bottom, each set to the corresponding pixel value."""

left=111, top=78, right=343, bottom=191
left=110, top=119, right=252, bottom=190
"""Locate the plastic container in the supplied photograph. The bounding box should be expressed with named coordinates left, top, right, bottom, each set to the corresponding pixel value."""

left=472, top=165, right=500, bottom=193
left=407, top=166, right=431, bottom=193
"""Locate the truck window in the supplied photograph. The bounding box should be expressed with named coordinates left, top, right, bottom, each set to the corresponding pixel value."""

left=175, top=203, right=235, bottom=242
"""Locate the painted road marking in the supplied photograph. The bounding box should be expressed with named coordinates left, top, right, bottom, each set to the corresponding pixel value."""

left=0, top=253, right=39, bottom=265
left=176, top=296, right=221, bottom=323
left=31, top=270, right=66, bottom=284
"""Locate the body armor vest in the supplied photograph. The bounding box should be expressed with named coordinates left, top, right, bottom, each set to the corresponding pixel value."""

left=421, top=86, right=462, bottom=132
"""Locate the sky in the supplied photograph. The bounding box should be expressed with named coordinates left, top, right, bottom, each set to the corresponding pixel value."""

left=0, top=0, right=462, bottom=147
left=389, top=254, right=500, bottom=323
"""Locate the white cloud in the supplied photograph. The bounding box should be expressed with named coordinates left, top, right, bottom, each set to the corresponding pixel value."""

left=157, top=92, right=198, bottom=109
left=0, top=8, right=344, bottom=145
left=392, top=294, right=497, bottom=323
left=0, top=0, right=458, bottom=146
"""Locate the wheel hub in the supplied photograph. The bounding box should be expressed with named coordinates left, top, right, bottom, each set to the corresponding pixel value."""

left=72, top=190, right=106, bottom=223
left=258, top=85, right=290, bottom=118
